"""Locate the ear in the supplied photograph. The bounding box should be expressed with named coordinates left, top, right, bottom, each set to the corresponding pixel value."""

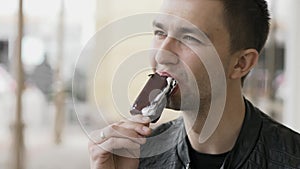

left=230, top=49, right=259, bottom=80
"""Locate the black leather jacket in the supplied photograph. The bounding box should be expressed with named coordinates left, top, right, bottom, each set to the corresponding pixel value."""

left=139, top=99, right=300, bottom=169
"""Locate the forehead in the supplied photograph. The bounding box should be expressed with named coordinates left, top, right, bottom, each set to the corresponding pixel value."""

left=159, top=0, right=226, bottom=40
left=160, top=0, right=224, bottom=21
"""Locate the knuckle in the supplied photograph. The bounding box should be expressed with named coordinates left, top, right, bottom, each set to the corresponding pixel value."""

left=88, top=141, right=94, bottom=148
left=109, top=124, right=120, bottom=135
left=110, top=124, right=119, bottom=130
left=134, top=125, right=143, bottom=132
left=115, top=120, right=124, bottom=125
left=89, top=147, right=99, bottom=160
left=91, top=153, right=100, bottom=161
left=131, top=131, right=139, bottom=138
left=88, top=144, right=93, bottom=153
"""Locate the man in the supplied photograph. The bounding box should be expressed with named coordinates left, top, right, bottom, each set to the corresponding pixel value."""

left=89, top=0, right=300, bottom=168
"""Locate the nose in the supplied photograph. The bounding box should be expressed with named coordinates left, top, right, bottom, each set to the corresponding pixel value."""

left=155, top=37, right=179, bottom=65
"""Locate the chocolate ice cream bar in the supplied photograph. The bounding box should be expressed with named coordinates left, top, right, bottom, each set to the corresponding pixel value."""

left=130, top=73, right=177, bottom=123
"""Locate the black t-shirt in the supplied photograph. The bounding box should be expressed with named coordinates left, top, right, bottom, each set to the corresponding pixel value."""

left=187, top=137, right=229, bottom=169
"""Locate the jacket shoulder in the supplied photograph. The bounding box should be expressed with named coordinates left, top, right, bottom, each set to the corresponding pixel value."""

left=150, top=117, right=183, bottom=137
left=257, top=111, right=300, bottom=168
left=139, top=117, right=184, bottom=169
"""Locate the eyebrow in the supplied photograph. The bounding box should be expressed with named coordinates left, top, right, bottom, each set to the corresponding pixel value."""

left=152, top=20, right=165, bottom=30
left=178, top=27, right=210, bottom=40
left=152, top=20, right=211, bottom=40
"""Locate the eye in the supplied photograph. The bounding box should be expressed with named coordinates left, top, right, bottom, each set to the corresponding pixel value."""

left=154, top=30, right=167, bottom=40
left=183, top=35, right=203, bottom=44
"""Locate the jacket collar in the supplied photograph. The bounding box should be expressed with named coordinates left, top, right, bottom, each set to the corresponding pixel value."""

left=224, top=98, right=263, bottom=168
left=176, top=98, right=263, bottom=168
left=176, top=122, right=190, bottom=167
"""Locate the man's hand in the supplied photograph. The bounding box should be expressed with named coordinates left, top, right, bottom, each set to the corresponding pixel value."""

left=88, top=115, right=152, bottom=169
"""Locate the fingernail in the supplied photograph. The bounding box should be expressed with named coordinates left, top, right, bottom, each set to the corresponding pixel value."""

left=142, top=126, right=150, bottom=132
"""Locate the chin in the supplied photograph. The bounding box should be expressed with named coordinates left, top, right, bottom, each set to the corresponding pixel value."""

left=166, top=93, right=200, bottom=111
left=166, top=98, right=181, bottom=110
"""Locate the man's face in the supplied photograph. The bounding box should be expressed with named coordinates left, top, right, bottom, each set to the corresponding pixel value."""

left=150, top=0, right=232, bottom=110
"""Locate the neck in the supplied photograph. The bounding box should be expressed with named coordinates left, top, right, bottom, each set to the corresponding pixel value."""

left=182, top=85, right=245, bottom=154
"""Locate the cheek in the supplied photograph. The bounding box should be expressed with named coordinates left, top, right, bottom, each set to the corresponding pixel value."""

left=182, top=51, right=205, bottom=78
left=183, top=52, right=211, bottom=91
left=212, top=40, right=232, bottom=76
left=191, top=61, right=210, bottom=88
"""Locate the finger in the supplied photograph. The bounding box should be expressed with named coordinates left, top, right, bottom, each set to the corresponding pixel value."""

left=118, top=115, right=152, bottom=135
left=126, top=114, right=151, bottom=124
left=103, top=137, right=140, bottom=151
left=119, top=122, right=152, bottom=136
left=90, top=138, right=141, bottom=158
left=89, top=129, right=108, bottom=145
left=110, top=124, right=147, bottom=144
left=89, top=125, right=146, bottom=145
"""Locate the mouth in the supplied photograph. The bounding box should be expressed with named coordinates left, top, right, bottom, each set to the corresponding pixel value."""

left=156, top=71, right=174, bottom=78
left=156, top=71, right=180, bottom=96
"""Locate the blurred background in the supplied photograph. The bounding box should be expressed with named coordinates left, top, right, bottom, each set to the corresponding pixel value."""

left=0, top=0, right=299, bottom=169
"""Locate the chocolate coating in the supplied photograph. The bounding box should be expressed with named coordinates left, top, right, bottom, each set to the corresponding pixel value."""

left=130, top=73, right=177, bottom=123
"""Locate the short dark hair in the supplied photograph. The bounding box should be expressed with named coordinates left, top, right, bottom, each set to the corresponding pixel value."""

left=222, top=0, right=270, bottom=83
